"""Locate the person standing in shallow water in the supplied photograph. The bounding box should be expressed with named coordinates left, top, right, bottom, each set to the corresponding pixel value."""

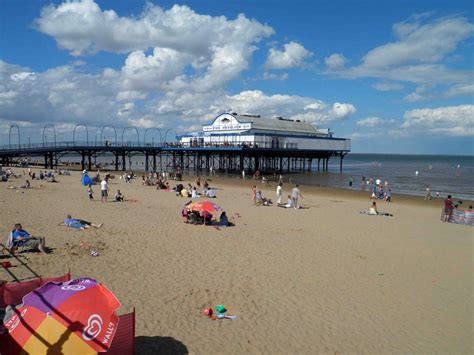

left=425, top=185, right=431, bottom=201
left=349, top=176, right=353, bottom=187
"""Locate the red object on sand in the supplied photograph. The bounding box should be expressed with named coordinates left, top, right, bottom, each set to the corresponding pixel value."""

left=1, top=261, right=12, bottom=268
left=202, top=308, right=213, bottom=316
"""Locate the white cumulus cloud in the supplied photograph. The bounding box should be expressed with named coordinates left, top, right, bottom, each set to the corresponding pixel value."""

left=325, top=53, right=346, bottom=71
left=265, top=41, right=312, bottom=69
left=401, top=105, right=474, bottom=136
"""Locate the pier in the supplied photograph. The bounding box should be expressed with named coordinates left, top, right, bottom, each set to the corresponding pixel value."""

left=0, top=124, right=350, bottom=173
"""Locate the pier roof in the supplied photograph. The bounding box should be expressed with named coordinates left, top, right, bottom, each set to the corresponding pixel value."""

left=234, top=114, right=320, bottom=135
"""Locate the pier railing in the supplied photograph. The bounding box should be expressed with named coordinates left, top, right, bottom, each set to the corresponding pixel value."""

left=0, top=139, right=351, bottom=151
left=0, top=141, right=164, bottom=151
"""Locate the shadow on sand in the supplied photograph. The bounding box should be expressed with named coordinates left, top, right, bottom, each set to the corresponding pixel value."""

left=135, top=336, right=188, bottom=354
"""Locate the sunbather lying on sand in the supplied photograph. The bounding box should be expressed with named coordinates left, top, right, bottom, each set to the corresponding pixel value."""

left=61, top=215, right=103, bottom=230
left=7, top=180, right=31, bottom=189
left=361, top=202, right=393, bottom=217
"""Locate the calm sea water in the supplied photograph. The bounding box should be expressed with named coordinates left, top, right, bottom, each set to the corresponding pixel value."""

left=291, top=154, right=474, bottom=201
left=52, top=153, right=474, bottom=200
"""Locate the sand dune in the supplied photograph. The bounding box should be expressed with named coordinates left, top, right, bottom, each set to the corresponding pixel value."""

left=1, top=169, right=472, bottom=353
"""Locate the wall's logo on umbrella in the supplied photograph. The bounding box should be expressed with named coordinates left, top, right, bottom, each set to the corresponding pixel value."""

left=61, top=285, right=86, bottom=291
left=82, top=314, right=103, bottom=341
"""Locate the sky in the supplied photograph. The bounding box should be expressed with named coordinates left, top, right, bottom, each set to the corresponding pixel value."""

left=0, top=0, right=473, bottom=154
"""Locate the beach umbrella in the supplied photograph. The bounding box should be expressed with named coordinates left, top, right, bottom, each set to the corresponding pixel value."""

left=188, top=201, right=223, bottom=213
left=0, top=278, right=120, bottom=354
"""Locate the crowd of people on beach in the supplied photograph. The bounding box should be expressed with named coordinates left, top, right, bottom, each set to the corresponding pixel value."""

left=2, top=162, right=472, bottom=260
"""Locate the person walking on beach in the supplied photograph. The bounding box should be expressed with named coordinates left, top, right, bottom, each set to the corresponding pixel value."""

left=252, top=185, right=257, bottom=204
left=242, top=170, right=245, bottom=180
left=424, top=185, right=431, bottom=201
left=87, top=184, right=94, bottom=201
left=349, top=176, right=353, bottom=187
left=100, top=178, right=108, bottom=203
left=291, top=184, right=303, bottom=209
left=276, top=182, right=283, bottom=204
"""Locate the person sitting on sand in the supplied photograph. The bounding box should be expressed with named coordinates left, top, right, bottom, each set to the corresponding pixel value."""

left=201, top=210, right=213, bottom=225
left=191, top=187, right=200, bottom=198
left=181, top=187, right=189, bottom=198
left=114, top=189, right=124, bottom=202
left=7, top=223, right=46, bottom=254
left=62, top=215, right=103, bottom=230
left=256, top=190, right=273, bottom=206
left=181, top=201, right=192, bottom=223
left=218, top=211, right=234, bottom=227
left=205, top=188, right=216, bottom=198
left=278, top=195, right=295, bottom=208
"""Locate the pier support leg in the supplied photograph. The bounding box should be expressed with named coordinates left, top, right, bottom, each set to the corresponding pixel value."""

left=339, top=154, right=344, bottom=172
left=145, top=152, right=149, bottom=172
left=115, top=152, right=119, bottom=171
left=88, top=154, right=92, bottom=171
left=153, top=153, right=157, bottom=172
left=122, top=152, right=126, bottom=171
left=81, top=153, right=85, bottom=171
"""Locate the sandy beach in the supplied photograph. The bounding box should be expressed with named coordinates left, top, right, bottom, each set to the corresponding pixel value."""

left=1, top=168, right=472, bottom=354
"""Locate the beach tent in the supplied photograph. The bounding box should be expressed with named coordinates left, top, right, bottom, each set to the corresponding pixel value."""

left=81, top=173, right=93, bottom=186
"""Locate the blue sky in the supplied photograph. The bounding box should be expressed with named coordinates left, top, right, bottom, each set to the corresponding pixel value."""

left=0, top=0, right=473, bottom=154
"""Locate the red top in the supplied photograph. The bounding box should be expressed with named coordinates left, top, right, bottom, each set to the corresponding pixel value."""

left=444, top=198, right=453, bottom=210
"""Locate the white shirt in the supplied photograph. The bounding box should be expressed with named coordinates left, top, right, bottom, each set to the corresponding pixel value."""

left=100, top=180, right=107, bottom=191
left=206, top=189, right=216, bottom=198
left=291, top=187, right=300, bottom=198
left=276, top=185, right=282, bottom=196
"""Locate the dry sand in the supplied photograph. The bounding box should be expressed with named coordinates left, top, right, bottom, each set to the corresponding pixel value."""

left=1, top=169, right=472, bottom=354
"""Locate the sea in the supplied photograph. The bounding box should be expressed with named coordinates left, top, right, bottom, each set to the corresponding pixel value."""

left=291, top=154, right=474, bottom=201
left=45, top=153, right=474, bottom=201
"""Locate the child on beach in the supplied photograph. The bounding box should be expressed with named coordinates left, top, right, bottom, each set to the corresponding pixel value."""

left=87, top=185, right=94, bottom=200
left=115, top=189, right=124, bottom=202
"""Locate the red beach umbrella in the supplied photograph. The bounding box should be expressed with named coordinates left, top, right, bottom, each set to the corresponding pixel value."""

left=0, top=278, right=120, bottom=354
left=188, top=201, right=223, bottom=213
